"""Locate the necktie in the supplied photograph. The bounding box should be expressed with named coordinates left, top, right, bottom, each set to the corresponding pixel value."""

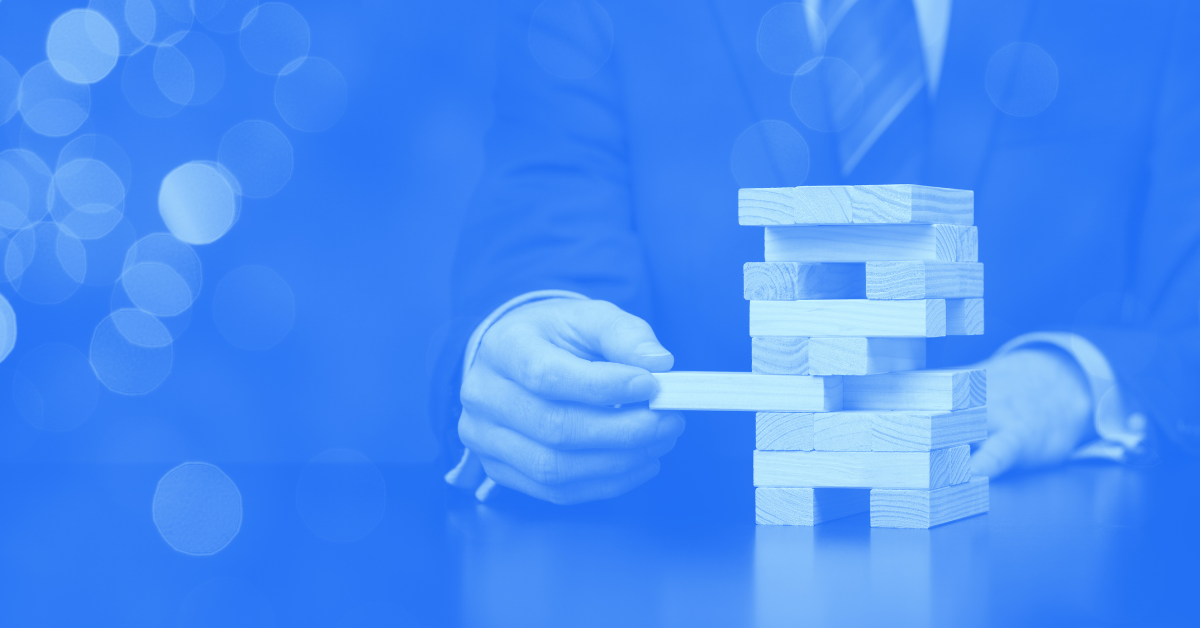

left=820, top=0, right=927, bottom=176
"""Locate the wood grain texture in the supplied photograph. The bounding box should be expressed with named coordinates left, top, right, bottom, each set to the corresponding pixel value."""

left=869, top=407, right=988, bottom=451
left=843, top=368, right=987, bottom=411
left=945, top=298, right=985, bottom=335
left=743, top=262, right=865, bottom=300
left=870, top=476, right=989, bottom=528
left=650, top=372, right=842, bottom=412
left=749, top=299, right=946, bottom=337
left=753, top=445, right=971, bottom=489
left=866, top=262, right=984, bottom=299
left=764, top=225, right=978, bottom=262
left=756, top=487, right=869, bottom=525
left=810, top=408, right=988, bottom=451
left=756, top=412, right=814, bottom=450
left=814, top=412, right=872, bottom=451
left=752, top=336, right=926, bottom=375
left=739, top=185, right=973, bottom=226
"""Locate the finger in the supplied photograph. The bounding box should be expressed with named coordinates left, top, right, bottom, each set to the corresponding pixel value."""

left=479, top=455, right=660, bottom=505
left=480, top=326, right=661, bottom=405
left=970, top=428, right=1022, bottom=478
left=462, top=367, right=686, bottom=450
left=556, top=300, right=675, bottom=372
left=461, top=417, right=661, bottom=486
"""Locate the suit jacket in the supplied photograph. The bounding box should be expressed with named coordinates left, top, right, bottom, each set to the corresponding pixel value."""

left=433, top=0, right=1200, bottom=479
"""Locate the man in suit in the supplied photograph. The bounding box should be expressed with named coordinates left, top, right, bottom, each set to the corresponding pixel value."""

left=432, top=0, right=1197, bottom=504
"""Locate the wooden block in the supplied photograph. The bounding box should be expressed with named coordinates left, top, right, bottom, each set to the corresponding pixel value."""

left=756, top=487, right=869, bottom=525
left=814, top=412, right=872, bottom=451
left=764, top=224, right=978, bottom=262
left=870, top=407, right=988, bottom=451
left=753, top=445, right=971, bottom=489
left=843, top=368, right=986, bottom=411
left=756, top=412, right=814, bottom=450
left=810, top=408, right=988, bottom=451
left=946, top=298, right=985, bottom=335
left=870, top=477, right=989, bottom=528
left=750, top=300, right=946, bottom=337
left=753, top=336, right=926, bottom=375
left=866, top=262, right=984, bottom=299
left=739, top=185, right=973, bottom=226
left=743, top=262, right=865, bottom=300
left=650, top=372, right=842, bottom=412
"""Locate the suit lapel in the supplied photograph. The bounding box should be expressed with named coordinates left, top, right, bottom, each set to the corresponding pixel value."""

left=925, top=0, right=1039, bottom=189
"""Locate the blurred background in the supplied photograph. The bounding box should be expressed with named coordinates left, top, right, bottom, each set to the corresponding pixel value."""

left=0, top=1, right=495, bottom=624
left=0, top=0, right=491, bottom=466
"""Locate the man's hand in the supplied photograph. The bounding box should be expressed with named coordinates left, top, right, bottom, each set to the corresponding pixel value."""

left=459, top=299, right=684, bottom=504
left=971, top=347, right=1095, bottom=477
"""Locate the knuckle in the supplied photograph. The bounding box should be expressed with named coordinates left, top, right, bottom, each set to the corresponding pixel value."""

left=536, top=411, right=570, bottom=448
left=520, top=355, right=560, bottom=395
left=530, top=448, right=564, bottom=486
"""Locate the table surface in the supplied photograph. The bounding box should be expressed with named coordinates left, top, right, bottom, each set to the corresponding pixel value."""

left=3, top=458, right=1196, bottom=627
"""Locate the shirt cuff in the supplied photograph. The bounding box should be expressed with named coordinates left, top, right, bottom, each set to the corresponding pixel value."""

left=992, top=332, right=1148, bottom=462
left=443, top=290, right=591, bottom=499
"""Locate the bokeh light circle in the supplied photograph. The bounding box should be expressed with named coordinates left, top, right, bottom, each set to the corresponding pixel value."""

left=0, top=149, right=52, bottom=229
left=239, top=2, right=311, bottom=75
left=18, top=61, right=91, bottom=137
left=0, top=293, right=15, bottom=365
left=82, top=217, right=137, bottom=286
left=58, top=134, right=133, bottom=193
left=86, top=0, right=148, bottom=56
left=152, top=44, right=196, bottom=105
left=985, top=42, right=1059, bottom=117
left=4, top=222, right=87, bottom=305
left=122, top=232, right=203, bottom=315
left=122, top=47, right=186, bottom=118
left=527, top=0, right=614, bottom=80
left=195, top=0, right=260, bottom=34
left=212, top=265, right=296, bottom=350
left=218, top=120, right=293, bottom=198
left=757, top=3, right=824, bottom=75
left=50, top=158, right=126, bottom=240
left=296, top=449, right=387, bottom=543
left=152, top=462, right=243, bottom=555
left=790, top=57, right=863, bottom=132
left=158, top=161, right=240, bottom=245
left=46, top=9, right=120, bottom=85
left=13, top=343, right=99, bottom=432
left=0, top=160, right=30, bottom=230
left=126, top=0, right=196, bottom=47
left=90, top=308, right=174, bottom=395
left=0, top=56, right=20, bottom=123
left=274, top=57, right=348, bottom=132
left=730, top=120, right=810, bottom=188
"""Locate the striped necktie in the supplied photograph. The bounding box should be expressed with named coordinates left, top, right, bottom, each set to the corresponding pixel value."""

left=820, top=0, right=927, bottom=176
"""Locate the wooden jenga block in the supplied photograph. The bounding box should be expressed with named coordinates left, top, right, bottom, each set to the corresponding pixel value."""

left=753, top=445, right=971, bottom=489
left=756, top=487, right=869, bottom=525
left=764, top=224, right=978, bottom=263
left=649, top=372, right=842, bottom=412
left=739, top=185, right=973, bottom=226
left=870, top=477, right=989, bottom=528
left=752, top=336, right=926, bottom=375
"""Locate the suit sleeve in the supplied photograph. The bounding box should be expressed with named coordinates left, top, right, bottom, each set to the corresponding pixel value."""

left=430, top=0, right=652, bottom=466
left=1079, top=0, right=1200, bottom=456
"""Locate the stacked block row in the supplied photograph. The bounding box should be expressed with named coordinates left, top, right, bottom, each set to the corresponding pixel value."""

left=647, top=184, right=990, bottom=528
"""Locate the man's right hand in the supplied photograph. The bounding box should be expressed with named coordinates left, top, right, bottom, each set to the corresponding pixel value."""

left=458, top=298, right=685, bottom=505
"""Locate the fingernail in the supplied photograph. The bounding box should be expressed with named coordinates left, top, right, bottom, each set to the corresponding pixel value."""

left=655, top=413, right=685, bottom=441
left=627, top=373, right=659, bottom=399
left=635, top=341, right=672, bottom=358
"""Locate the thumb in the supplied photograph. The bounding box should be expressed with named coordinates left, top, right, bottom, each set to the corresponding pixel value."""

left=571, top=301, right=674, bottom=372
left=970, top=428, right=1021, bottom=478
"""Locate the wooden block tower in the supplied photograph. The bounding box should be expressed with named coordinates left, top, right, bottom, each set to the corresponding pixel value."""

left=650, top=184, right=989, bottom=528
